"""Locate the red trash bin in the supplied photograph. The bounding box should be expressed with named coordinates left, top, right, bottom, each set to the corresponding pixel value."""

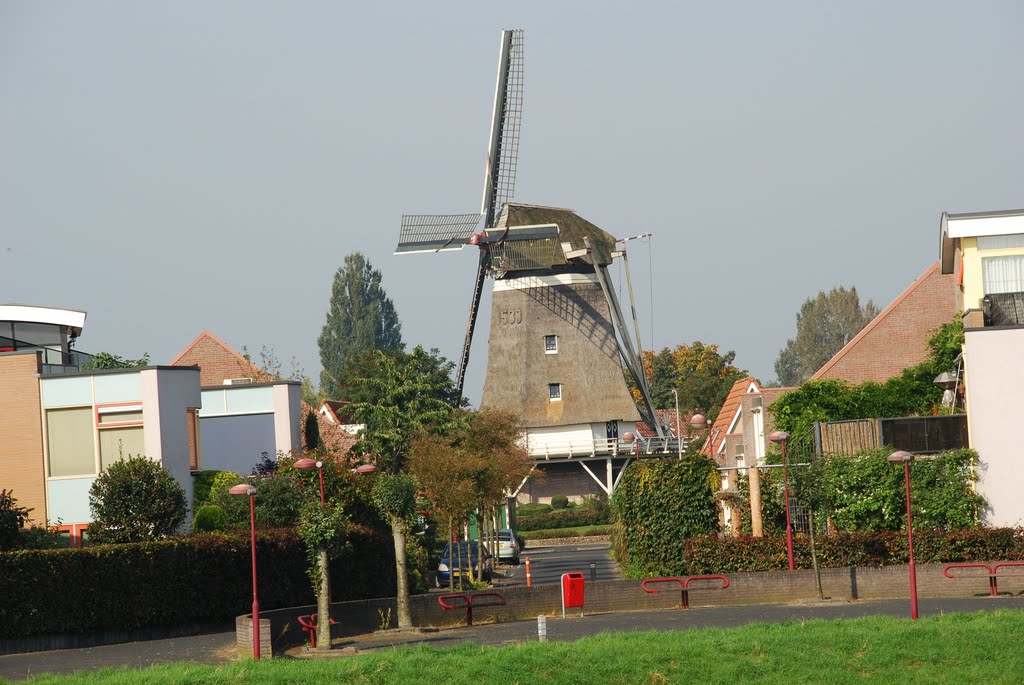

left=561, top=572, right=586, bottom=617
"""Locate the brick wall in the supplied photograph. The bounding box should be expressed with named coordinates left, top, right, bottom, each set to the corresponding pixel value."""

left=814, top=265, right=956, bottom=384
left=0, top=352, right=46, bottom=525
left=237, top=561, right=1024, bottom=656
left=171, top=333, right=272, bottom=387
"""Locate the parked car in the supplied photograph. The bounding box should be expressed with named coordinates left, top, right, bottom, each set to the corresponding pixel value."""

left=498, top=528, right=523, bottom=564
left=435, top=541, right=493, bottom=588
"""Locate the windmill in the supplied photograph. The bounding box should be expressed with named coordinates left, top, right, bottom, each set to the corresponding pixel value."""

left=396, top=30, right=668, bottom=461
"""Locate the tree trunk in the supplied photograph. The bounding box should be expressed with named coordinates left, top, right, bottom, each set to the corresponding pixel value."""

left=316, top=547, right=331, bottom=649
left=808, top=509, right=823, bottom=600
left=448, top=515, right=455, bottom=592
left=749, top=465, right=764, bottom=537
left=389, top=514, right=413, bottom=629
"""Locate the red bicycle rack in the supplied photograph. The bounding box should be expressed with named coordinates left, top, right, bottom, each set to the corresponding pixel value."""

left=944, top=562, right=1024, bottom=597
left=642, top=575, right=730, bottom=609
left=438, top=591, right=507, bottom=626
left=296, top=613, right=338, bottom=649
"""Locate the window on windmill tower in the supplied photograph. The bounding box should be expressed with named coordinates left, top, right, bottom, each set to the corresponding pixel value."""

left=544, top=335, right=558, bottom=353
left=548, top=383, right=562, bottom=401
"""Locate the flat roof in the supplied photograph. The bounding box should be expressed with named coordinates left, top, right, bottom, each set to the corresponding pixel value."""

left=943, top=210, right=1024, bottom=239
left=0, top=304, right=87, bottom=334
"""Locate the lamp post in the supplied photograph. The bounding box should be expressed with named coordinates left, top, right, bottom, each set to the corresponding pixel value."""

left=888, top=450, right=919, bottom=620
left=688, top=414, right=711, bottom=455
left=768, top=431, right=795, bottom=571
left=295, top=458, right=326, bottom=505
left=229, top=483, right=260, bottom=659
left=671, top=389, right=681, bottom=460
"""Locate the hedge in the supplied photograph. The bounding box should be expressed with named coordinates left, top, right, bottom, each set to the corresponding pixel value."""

left=0, top=525, right=399, bottom=639
left=623, top=528, right=1024, bottom=578
left=517, top=508, right=611, bottom=532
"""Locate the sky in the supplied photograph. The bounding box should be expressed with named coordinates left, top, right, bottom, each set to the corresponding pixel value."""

left=2, top=2, right=1023, bottom=404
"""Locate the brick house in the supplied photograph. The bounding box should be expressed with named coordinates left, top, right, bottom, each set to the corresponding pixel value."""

left=811, top=263, right=957, bottom=384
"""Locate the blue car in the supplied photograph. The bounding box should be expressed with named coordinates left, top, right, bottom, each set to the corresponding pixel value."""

left=435, top=541, right=493, bottom=588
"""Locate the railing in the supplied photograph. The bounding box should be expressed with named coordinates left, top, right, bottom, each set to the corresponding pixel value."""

left=984, top=292, right=1024, bottom=326
left=527, top=436, right=689, bottom=460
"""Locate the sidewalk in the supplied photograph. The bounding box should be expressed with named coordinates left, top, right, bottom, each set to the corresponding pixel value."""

left=4, top=596, right=1024, bottom=681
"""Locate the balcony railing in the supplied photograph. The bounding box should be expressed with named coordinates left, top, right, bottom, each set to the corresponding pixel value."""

left=984, top=292, right=1024, bottom=326
left=527, top=436, right=689, bottom=460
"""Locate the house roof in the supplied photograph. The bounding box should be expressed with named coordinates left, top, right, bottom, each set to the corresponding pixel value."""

left=702, top=377, right=761, bottom=457
left=810, top=263, right=955, bottom=384
left=170, top=331, right=355, bottom=457
left=636, top=408, right=688, bottom=438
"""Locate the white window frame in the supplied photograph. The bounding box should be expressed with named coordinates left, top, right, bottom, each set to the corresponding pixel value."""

left=548, top=383, right=562, bottom=401
left=544, top=335, right=558, bottom=354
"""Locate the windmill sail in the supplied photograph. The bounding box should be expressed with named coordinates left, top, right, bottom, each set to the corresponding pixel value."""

left=396, top=213, right=482, bottom=254
left=481, top=29, right=524, bottom=228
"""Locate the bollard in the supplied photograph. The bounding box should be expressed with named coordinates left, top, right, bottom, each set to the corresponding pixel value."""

left=590, top=562, right=597, bottom=581
left=537, top=614, right=547, bottom=642
left=525, top=556, right=532, bottom=587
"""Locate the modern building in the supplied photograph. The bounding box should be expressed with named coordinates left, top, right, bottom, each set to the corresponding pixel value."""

left=0, top=310, right=304, bottom=545
left=940, top=208, right=1024, bottom=526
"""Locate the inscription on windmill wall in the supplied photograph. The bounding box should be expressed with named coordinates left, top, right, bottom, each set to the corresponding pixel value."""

left=498, top=309, right=523, bottom=326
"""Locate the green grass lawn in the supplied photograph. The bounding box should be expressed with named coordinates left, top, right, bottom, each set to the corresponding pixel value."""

left=9, top=609, right=1024, bottom=685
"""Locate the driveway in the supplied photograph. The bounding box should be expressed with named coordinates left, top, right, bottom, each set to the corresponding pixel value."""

left=495, top=542, right=620, bottom=587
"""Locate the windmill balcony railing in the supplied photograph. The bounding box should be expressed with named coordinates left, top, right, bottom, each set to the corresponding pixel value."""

left=528, top=436, right=689, bottom=460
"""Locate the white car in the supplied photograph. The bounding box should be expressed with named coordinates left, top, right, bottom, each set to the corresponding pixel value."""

left=498, top=529, right=523, bottom=564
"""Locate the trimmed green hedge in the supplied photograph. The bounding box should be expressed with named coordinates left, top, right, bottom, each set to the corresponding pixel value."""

left=0, top=526, right=398, bottom=639
left=520, top=525, right=614, bottom=540
left=518, top=508, right=611, bottom=531
left=625, top=528, right=1024, bottom=578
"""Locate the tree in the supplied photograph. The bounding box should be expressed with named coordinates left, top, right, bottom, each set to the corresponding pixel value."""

left=88, top=456, right=187, bottom=543
left=774, top=286, right=879, bottom=386
left=0, top=489, right=32, bottom=551
left=409, top=409, right=532, bottom=589
left=318, top=253, right=404, bottom=400
left=348, top=346, right=466, bottom=627
left=639, top=342, right=747, bottom=422
left=303, top=411, right=322, bottom=451
left=81, top=352, right=150, bottom=370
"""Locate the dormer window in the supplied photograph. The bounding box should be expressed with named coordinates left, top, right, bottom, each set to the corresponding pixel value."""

left=548, top=383, right=562, bottom=401
left=544, top=335, right=558, bottom=354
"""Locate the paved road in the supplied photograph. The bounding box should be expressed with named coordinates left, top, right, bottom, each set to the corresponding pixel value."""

left=497, top=542, right=620, bottom=587
left=5, top=593, right=1024, bottom=681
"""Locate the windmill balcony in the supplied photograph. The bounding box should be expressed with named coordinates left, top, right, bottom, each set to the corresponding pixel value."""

left=527, top=436, right=689, bottom=462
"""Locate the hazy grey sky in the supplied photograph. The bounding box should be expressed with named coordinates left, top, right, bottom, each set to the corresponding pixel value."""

left=3, top=2, right=1022, bottom=402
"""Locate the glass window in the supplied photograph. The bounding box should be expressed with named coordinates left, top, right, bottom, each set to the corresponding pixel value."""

left=13, top=322, right=63, bottom=348
left=544, top=335, right=558, bottom=353
left=549, top=383, right=562, bottom=401
left=978, top=234, right=1024, bottom=250
left=47, top=408, right=95, bottom=477
left=97, top=408, right=143, bottom=425
left=99, top=426, right=145, bottom=470
left=982, top=255, right=1024, bottom=294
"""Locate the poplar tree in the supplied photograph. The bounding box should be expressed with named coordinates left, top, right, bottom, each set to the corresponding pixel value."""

left=774, top=286, right=879, bottom=386
left=318, top=253, right=403, bottom=399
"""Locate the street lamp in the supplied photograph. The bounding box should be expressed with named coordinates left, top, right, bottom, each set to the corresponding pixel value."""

left=888, top=450, right=919, bottom=620
left=295, top=458, right=326, bottom=505
left=671, top=389, right=681, bottom=460
left=229, top=483, right=260, bottom=659
left=688, top=414, right=711, bottom=454
left=768, top=431, right=795, bottom=571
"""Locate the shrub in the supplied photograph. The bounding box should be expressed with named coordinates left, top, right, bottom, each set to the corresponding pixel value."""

left=0, top=489, right=32, bottom=551
left=0, top=526, right=399, bottom=639
left=632, top=528, right=1024, bottom=578
left=550, top=495, right=569, bottom=510
left=193, top=505, right=229, bottom=532
left=518, top=508, right=611, bottom=531
left=192, top=470, right=235, bottom=505
left=517, top=503, right=552, bottom=517
left=208, top=472, right=304, bottom=529
left=88, top=456, right=188, bottom=543
left=612, top=457, right=719, bottom=576
left=18, top=525, right=65, bottom=550
left=520, top=525, right=614, bottom=540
